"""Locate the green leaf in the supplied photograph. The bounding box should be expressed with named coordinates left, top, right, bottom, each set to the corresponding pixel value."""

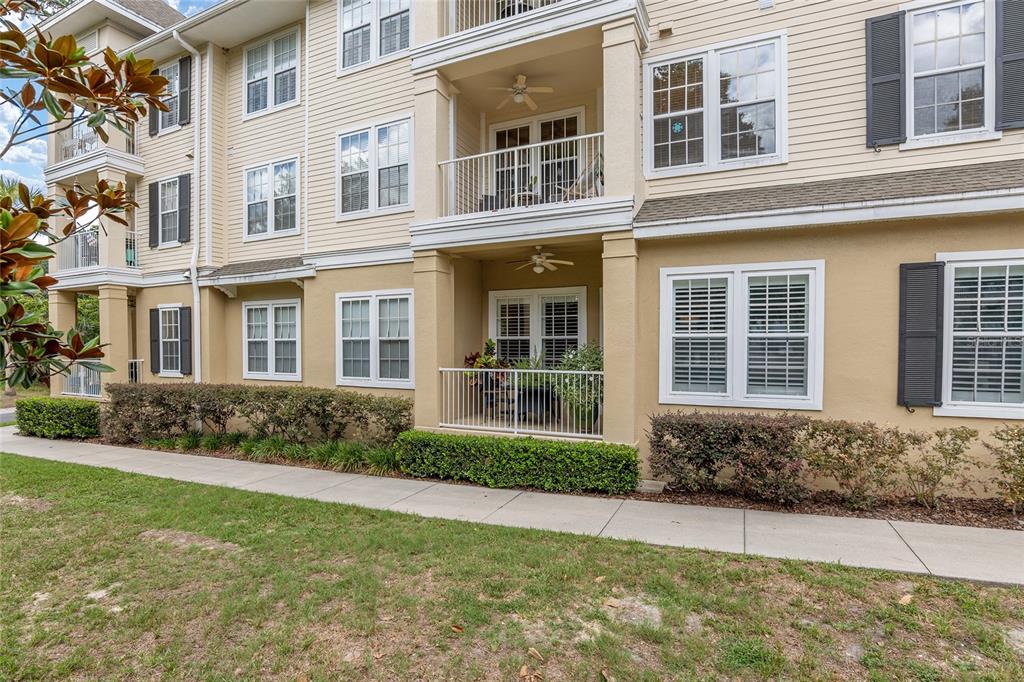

left=41, top=89, right=65, bottom=120
left=87, top=109, right=106, bottom=127
left=0, top=282, right=40, bottom=295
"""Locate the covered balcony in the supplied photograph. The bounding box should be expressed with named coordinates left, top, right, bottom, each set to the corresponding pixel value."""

left=45, top=121, right=142, bottom=184
left=53, top=224, right=141, bottom=273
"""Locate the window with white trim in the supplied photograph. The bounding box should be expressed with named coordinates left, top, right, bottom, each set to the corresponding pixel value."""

left=159, top=60, right=180, bottom=131
left=340, top=0, right=410, bottom=70
left=158, top=178, right=179, bottom=245
left=945, top=259, right=1023, bottom=410
left=489, top=287, right=587, bottom=368
left=245, top=159, right=298, bottom=238
left=646, top=33, right=786, bottom=176
left=243, top=301, right=300, bottom=380
left=337, top=118, right=411, bottom=216
left=908, top=0, right=990, bottom=138
left=337, top=291, right=413, bottom=386
left=660, top=261, right=823, bottom=409
left=245, top=29, right=299, bottom=115
left=159, top=307, right=181, bottom=375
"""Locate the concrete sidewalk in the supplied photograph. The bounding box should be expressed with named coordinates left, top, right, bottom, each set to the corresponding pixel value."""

left=2, top=426, right=1021, bottom=585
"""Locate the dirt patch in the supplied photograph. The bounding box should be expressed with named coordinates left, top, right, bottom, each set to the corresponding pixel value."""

left=602, top=595, right=662, bottom=627
left=1006, top=628, right=1024, bottom=660
left=0, top=494, right=53, bottom=512
left=139, top=529, right=240, bottom=552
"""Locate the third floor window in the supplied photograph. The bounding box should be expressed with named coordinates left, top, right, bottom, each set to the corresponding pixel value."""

left=340, top=0, right=410, bottom=70
left=245, top=29, right=300, bottom=116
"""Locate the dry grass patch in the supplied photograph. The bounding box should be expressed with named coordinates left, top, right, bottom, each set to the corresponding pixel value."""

left=0, top=494, right=53, bottom=512
left=138, top=528, right=240, bottom=552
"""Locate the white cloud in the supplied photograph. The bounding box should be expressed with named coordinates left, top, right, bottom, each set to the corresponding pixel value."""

left=0, top=167, right=45, bottom=190
left=4, top=137, right=46, bottom=165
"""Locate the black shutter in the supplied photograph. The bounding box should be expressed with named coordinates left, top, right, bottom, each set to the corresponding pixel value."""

left=148, top=68, right=160, bottom=136
left=179, top=306, right=193, bottom=376
left=898, top=262, right=945, bottom=407
left=178, top=55, right=191, bottom=126
left=149, top=309, right=161, bottom=374
left=148, top=182, right=159, bottom=248
left=177, top=174, right=191, bottom=243
left=996, top=0, right=1024, bottom=130
left=866, top=12, right=906, bottom=146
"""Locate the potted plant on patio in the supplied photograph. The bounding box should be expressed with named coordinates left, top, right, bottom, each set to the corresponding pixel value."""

left=513, top=354, right=558, bottom=427
left=464, top=340, right=511, bottom=418
left=554, top=345, right=604, bottom=434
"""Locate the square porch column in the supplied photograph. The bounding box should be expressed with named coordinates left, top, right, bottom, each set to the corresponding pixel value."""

left=98, top=284, right=130, bottom=393
left=47, top=289, right=77, bottom=396
left=602, top=17, right=646, bottom=201
left=97, top=169, right=128, bottom=269
left=413, top=250, right=454, bottom=430
left=413, top=70, right=452, bottom=223
left=601, top=231, right=639, bottom=446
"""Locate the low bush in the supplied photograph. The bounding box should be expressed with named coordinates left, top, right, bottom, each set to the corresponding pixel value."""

left=902, top=427, right=980, bottom=509
left=394, top=430, right=640, bottom=494
left=15, top=397, right=101, bottom=439
left=102, top=383, right=412, bottom=446
left=175, top=431, right=202, bottom=451
left=986, top=424, right=1024, bottom=517
left=648, top=412, right=810, bottom=504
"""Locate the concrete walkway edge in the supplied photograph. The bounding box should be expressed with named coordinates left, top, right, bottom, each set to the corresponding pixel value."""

left=2, top=426, right=1021, bottom=585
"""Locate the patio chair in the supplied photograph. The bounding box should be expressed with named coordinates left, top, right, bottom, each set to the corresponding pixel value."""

left=555, top=152, right=604, bottom=202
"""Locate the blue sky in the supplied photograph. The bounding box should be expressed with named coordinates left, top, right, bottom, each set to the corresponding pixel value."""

left=0, top=0, right=220, bottom=191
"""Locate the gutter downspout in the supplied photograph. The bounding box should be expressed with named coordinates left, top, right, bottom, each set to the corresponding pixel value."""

left=203, top=41, right=213, bottom=268
left=173, top=29, right=202, bottom=384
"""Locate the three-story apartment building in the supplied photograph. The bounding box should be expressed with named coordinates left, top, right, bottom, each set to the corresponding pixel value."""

left=43, top=0, right=1022, bottom=465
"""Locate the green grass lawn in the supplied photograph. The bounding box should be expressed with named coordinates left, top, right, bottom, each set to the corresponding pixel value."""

left=0, top=384, right=48, bottom=410
left=2, top=453, right=1023, bottom=681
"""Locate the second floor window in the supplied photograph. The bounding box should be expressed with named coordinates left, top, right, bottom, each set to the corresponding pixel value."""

left=245, top=159, right=298, bottom=238
left=340, top=0, right=410, bottom=70
left=158, top=178, right=179, bottom=245
left=337, top=118, right=411, bottom=217
left=245, top=30, right=300, bottom=115
left=160, top=61, right=180, bottom=130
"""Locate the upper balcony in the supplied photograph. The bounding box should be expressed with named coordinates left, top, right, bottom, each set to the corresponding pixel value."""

left=45, top=122, right=143, bottom=184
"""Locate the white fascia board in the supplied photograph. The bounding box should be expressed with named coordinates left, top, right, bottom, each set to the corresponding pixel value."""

left=44, top=148, right=145, bottom=184
left=199, top=265, right=317, bottom=288
left=303, top=246, right=413, bottom=271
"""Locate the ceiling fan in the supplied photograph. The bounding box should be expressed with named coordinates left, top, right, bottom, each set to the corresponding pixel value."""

left=508, top=246, right=575, bottom=274
left=489, top=74, right=554, bottom=111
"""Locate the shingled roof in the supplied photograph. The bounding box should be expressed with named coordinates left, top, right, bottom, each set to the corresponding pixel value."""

left=112, top=0, right=185, bottom=28
left=208, top=257, right=307, bottom=278
left=635, top=159, right=1024, bottom=224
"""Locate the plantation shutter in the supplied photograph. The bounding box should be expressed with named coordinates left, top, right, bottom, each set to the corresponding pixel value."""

left=746, top=274, right=810, bottom=397
left=179, top=306, right=193, bottom=375
left=671, top=277, right=729, bottom=394
left=865, top=11, right=906, bottom=146
left=177, top=173, right=191, bottom=243
left=897, top=262, right=945, bottom=407
left=996, top=0, right=1024, bottom=130
left=148, top=68, right=160, bottom=136
left=149, top=308, right=161, bottom=374
left=178, top=55, right=192, bottom=126
left=148, top=182, right=159, bottom=248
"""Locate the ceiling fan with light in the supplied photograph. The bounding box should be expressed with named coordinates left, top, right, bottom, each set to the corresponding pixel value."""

left=508, top=246, right=575, bottom=274
left=489, top=74, right=554, bottom=111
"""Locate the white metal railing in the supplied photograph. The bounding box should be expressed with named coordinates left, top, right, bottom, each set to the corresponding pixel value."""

left=58, top=129, right=99, bottom=161
left=128, top=359, right=144, bottom=384
left=447, top=0, right=565, bottom=34
left=64, top=363, right=101, bottom=397
left=439, top=133, right=603, bottom=217
left=125, top=229, right=140, bottom=267
left=439, top=368, right=603, bottom=438
left=54, top=229, right=100, bottom=271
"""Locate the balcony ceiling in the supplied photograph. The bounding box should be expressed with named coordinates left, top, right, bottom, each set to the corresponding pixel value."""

left=448, top=236, right=602, bottom=262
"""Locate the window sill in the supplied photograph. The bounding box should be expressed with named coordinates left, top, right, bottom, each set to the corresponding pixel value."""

left=156, top=241, right=183, bottom=250
left=336, top=50, right=409, bottom=78
left=242, top=373, right=302, bottom=382
left=645, top=152, right=787, bottom=180
left=156, top=124, right=182, bottom=138
left=335, top=204, right=412, bottom=223
left=158, top=372, right=183, bottom=379
left=900, top=129, right=1002, bottom=150
left=242, top=229, right=301, bottom=243
left=659, top=392, right=822, bottom=411
left=933, top=404, right=1023, bottom=420
left=337, top=378, right=415, bottom=390
left=241, top=99, right=302, bottom=122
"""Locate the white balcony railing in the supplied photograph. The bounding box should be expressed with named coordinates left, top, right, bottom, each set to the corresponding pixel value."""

left=447, top=0, right=565, bottom=34
left=64, top=363, right=101, bottom=397
left=125, top=229, right=140, bottom=268
left=128, top=359, right=144, bottom=384
left=58, top=129, right=100, bottom=162
left=439, top=132, right=603, bottom=218
left=439, top=368, right=603, bottom=438
left=55, top=229, right=100, bottom=271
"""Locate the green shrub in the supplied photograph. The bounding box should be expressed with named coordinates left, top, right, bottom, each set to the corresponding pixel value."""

left=200, top=433, right=224, bottom=451
left=222, top=432, right=247, bottom=448
left=363, top=446, right=399, bottom=476
left=144, top=437, right=178, bottom=450
left=251, top=435, right=288, bottom=461
left=902, top=427, right=979, bottom=509
left=175, top=431, right=202, bottom=451
left=239, top=437, right=261, bottom=458
left=281, top=443, right=308, bottom=462
left=395, top=430, right=639, bottom=494
left=986, top=424, right=1024, bottom=517
left=15, top=397, right=100, bottom=439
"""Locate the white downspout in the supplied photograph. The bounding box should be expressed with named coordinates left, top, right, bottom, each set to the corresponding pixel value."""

left=203, top=41, right=213, bottom=268
left=173, top=29, right=202, bottom=383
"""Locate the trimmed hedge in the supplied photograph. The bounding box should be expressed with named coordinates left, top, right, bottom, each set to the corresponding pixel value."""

left=16, top=397, right=101, bottom=439
left=102, top=383, right=412, bottom=446
left=395, top=430, right=640, bottom=494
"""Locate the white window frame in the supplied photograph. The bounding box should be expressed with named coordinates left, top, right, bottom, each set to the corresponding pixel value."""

left=934, top=248, right=1024, bottom=420
left=157, top=59, right=181, bottom=134
left=242, top=27, right=301, bottom=120
left=157, top=303, right=183, bottom=378
left=336, top=0, right=413, bottom=75
left=242, top=299, right=302, bottom=382
left=900, top=0, right=999, bottom=149
left=643, top=31, right=789, bottom=180
left=335, top=289, right=415, bottom=389
left=156, top=177, right=180, bottom=248
left=242, top=157, right=300, bottom=241
left=487, top=287, right=589, bottom=365
left=659, top=260, right=825, bottom=409
left=335, top=115, right=414, bottom=220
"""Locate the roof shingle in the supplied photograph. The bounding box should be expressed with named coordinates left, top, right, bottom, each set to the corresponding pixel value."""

left=208, top=257, right=307, bottom=278
left=111, top=0, right=185, bottom=28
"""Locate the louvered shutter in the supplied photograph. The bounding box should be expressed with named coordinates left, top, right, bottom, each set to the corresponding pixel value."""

left=997, top=0, right=1024, bottom=130
left=866, top=12, right=906, bottom=146
left=898, top=262, right=945, bottom=407
left=671, top=277, right=729, bottom=394
left=149, top=309, right=161, bottom=374
left=179, top=306, right=193, bottom=375
left=148, top=68, right=160, bottom=136
left=178, top=56, right=191, bottom=126
left=148, top=182, right=159, bottom=248
left=177, top=174, right=191, bottom=243
left=746, top=273, right=810, bottom=397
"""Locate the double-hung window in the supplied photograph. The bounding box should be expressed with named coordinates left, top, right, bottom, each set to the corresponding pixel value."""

left=660, top=261, right=824, bottom=409
left=159, top=306, right=181, bottom=376
left=159, top=60, right=180, bottom=131
left=340, top=0, right=410, bottom=70
left=158, top=178, right=179, bottom=246
left=245, top=29, right=300, bottom=116
left=336, top=290, right=413, bottom=387
left=489, top=287, right=587, bottom=368
left=244, top=159, right=298, bottom=238
left=337, top=118, right=411, bottom=217
left=645, top=33, right=787, bottom=177
left=937, top=252, right=1023, bottom=418
left=243, top=300, right=301, bottom=381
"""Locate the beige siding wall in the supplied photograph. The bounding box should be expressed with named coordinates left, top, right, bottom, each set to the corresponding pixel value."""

left=642, top=0, right=1024, bottom=199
